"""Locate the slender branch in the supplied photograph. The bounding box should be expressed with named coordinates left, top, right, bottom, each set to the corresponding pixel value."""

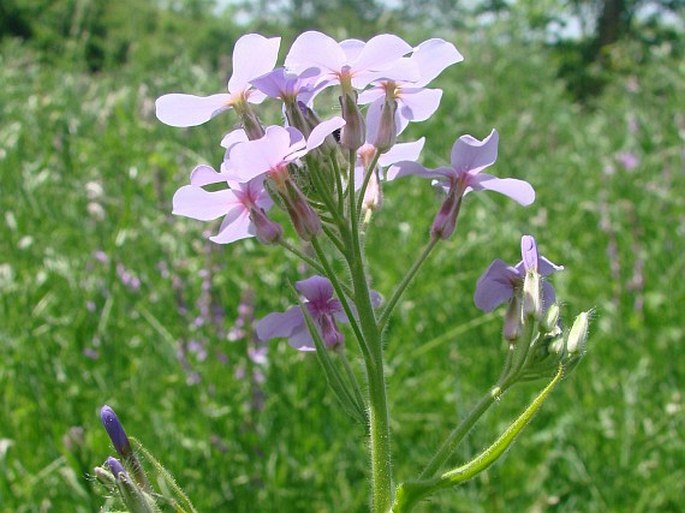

left=378, top=238, right=439, bottom=332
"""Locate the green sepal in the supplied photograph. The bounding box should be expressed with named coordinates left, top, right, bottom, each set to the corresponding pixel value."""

left=130, top=438, right=198, bottom=513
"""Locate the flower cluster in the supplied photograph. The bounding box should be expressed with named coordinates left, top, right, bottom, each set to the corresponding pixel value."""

left=95, top=29, right=590, bottom=513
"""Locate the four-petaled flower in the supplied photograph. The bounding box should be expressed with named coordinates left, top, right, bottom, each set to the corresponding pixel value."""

left=256, top=276, right=347, bottom=351
left=390, top=129, right=535, bottom=239
left=359, top=38, right=464, bottom=134
left=285, top=31, right=417, bottom=92
left=172, top=165, right=280, bottom=245
left=156, top=34, right=280, bottom=127
left=474, top=235, right=564, bottom=313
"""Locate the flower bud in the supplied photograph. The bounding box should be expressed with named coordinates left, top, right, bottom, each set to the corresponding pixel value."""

left=283, top=179, right=321, bottom=241
left=430, top=189, right=461, bottom=240
left=249, top=207, right=283, bottom=245
left=372, top=97, right=398, bottom=153
left=540, top=303, right=560, bottom=334
left=338, top=91, right=365, bottom=151
left=566, top=311, right=590, bottom=356
left=522, top=269, right=542, bottom=320
left=100, top=405, right=132, bottom=459
left=503, top=295, right=522, bottom=342
left=284, top=100, right=311, bottom=138
left=238, top=104, right=265, bottom=141
left=106, top=456, right=127, bottom=479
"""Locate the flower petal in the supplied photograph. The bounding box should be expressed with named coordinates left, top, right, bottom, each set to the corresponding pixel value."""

left=398, top=88, right=442, bottom=123
left=172, top=186, right=236, bottom=220
left=353, top=34, right=412, bottom=72
left=306, top=117, right=345, bottom=150
left=210, top=208, right=254, bottom=244
left=228, top=34, right=281, bottom=95
left=295, top=275, right=334, bottom=304
left=387, top=162, right=454, bottom=182
left=474, top=259, right=518, bottom=312
left=285, top=31, right=346, bottom=74
left=411, top=38, right=464, bottom=86
left=189, top=164, right=229, bottom=186
left=451, top=128, right=498, bottom=173
left=155, top=93, right=232, bottom=127
left=380, top=138, right=425, bottom=168
left=256, top=306, right=304, bottom=341
left=472, top=174, right=535, bottom=206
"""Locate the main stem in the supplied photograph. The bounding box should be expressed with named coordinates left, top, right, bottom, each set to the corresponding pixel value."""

left=346, top=149, right=393, bottom=512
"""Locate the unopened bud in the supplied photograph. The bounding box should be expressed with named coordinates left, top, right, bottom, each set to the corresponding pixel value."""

left=566, top=311, right=590, bottom=355
left=100, top=405, right=132, bottom=458
left=540, top=303, right=560, bottom=334
left=283, top=180, right=321, bottom=241
left=522, top=270, right=542, bottom=320
left=106, top=456, right=127, bottom=479
left=284, top=101, right=311, bottom=138
left=338, top=91, right=365, bottom=151
left=503, top=296, right=522, bottom=342
left=430, top=188, right=461, bottom=240
left=372, top=97, right=398, bottom=153
left=238, top=104, right=265, bottom=140
left=249, top=207, right=283, bottom=245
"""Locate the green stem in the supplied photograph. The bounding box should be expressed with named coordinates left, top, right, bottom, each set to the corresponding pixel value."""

left=278, top=240, right=326, bottom=275
left=346, top=149, right=393, bottom=512
left=394, top=366, right=564, bottom=513
left=419, top=382, right=509, bottom=479
left=378, top=238, right=439, bottom=332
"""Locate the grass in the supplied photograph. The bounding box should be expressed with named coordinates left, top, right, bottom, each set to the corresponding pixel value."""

left=1, top=26, right=684, bottom=512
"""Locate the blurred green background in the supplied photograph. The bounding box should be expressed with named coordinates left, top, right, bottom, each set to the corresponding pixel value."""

left=1, top=0, right=684, bottom=511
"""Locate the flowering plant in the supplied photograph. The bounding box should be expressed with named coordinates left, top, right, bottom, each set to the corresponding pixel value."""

left=94, top=31, right=590, bottom=512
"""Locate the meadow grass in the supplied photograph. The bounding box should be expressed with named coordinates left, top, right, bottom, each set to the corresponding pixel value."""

left=1, top=29, right=684, bottom=512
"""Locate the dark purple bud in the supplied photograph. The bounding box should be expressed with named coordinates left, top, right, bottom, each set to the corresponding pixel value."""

left=100, top=405, right=132, bottom=458
left=106, top=456, right=127, bottom=479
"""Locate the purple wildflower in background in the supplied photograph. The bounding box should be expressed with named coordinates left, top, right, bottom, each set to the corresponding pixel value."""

left=474, top=235, right=563, bottom=313
left=256, top=275, right=348, bottom=351
left=155, top=34, right=280, bottom=127
left=100, top=405, right=132, bottom=458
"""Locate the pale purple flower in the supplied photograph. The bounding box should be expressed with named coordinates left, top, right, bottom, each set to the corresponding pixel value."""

left=616, top=151, right=639, bottom=171
left=359, top=38, right=463, bottom=134
left=172, top=165, right=278, bottom=245
left=155, top=34, right=280, bottom=127
left=284, top=31, right=416, bottom=91
left=250, top=67, right=322, bottom=106
left=226, top=121, right=345, bottom=183
left=474, top=235, right=564, bottom=312
left=256, top=275, right=347, bottom=351
left=106, top=457, right=127, bottom=479
left=390, top=129, right=534, bottom=205
left=390, top=129, right=534, bottom=239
